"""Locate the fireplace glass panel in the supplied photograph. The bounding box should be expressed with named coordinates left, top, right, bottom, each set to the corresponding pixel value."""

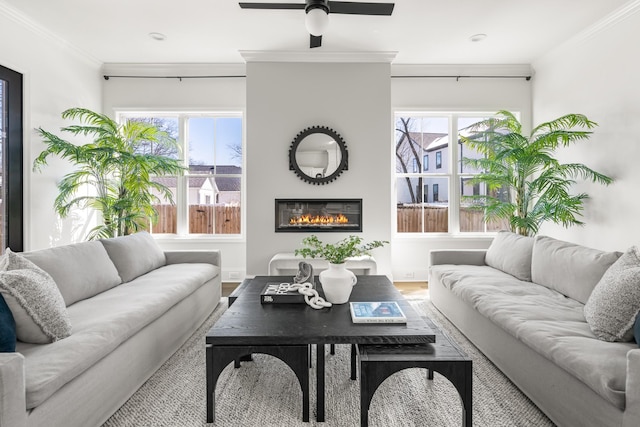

left=275, top=199, right=362, bottom=232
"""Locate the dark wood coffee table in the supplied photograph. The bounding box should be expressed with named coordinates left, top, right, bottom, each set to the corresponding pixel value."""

left=205, top=275, right=435, bottom=423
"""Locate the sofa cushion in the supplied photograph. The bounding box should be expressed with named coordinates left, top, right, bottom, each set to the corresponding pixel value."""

left=0, top=250, right=72, bottom=344
left=430, top=263, right=631, bottom=410
left=16, top=262, right=219, bottom=409
left=584, top=246, right=640, bottom=342
left=531, top=235, right=621, bottom=304
left=23, top=241, right=122, bottom=306
left=485, top=230, right=534, bottom=281
left=0, top=293, right=16, bottom=352
left=101, top=231, right=166, bottom=282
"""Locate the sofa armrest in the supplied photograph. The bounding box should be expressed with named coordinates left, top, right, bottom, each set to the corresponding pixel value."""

left=429, top=249, right=487, bottom=267
left=164, top=250, right=221, bottom=268
left=623, top=349, right=640, bottom=426
left=0, top=353, right=26, bottom=427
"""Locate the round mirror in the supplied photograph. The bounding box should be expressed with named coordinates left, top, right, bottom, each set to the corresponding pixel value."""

left=289, top=126, right=348, bottom=185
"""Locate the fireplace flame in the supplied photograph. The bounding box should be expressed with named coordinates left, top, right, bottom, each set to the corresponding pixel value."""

left=289, top=213, right=349, bottom=225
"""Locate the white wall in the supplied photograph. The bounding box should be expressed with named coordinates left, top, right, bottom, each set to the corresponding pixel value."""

left=0, top=6, right=102, bottom=251
left=101, top=63, right=247, bottom=281
left=391, top=65, right=533, bottom=281
left=245, top=54, right=393, bottom=277
left=532, top=5, right=640, bottom=252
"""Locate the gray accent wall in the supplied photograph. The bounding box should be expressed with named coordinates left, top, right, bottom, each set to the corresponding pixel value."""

left=245, top=56, right=393, bottom=276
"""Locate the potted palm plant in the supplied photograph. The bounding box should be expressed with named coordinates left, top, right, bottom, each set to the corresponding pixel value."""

left=295, top=235, right=387, bottom=304
left=460, top=110, right=613, bottom=236
left=33, top=108, right=185, bottom=240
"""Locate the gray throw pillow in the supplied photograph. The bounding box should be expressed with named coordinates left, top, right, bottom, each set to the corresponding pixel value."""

left=23, top=241, right=122, bottom=306
left=531, top=235, right=621, bottom=304
left=584, top=246, right=640, bottom=342
left=485, top=230, right=534, bottom=281
left=0, top=249, right=72, bottom=343
left=101, top=231, right=166, bottom=282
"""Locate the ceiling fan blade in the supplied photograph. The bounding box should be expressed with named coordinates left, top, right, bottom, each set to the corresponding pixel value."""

left=239, top=2, right=305, bottom=10
left=310, top=34, right=322, bottom=48
left=328, top=1, right=394, bottom=15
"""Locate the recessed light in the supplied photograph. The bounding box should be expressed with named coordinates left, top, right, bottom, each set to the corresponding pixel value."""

left=149, top=32, right=166, bottom=41
left=469, top=33, right=487, bottom=42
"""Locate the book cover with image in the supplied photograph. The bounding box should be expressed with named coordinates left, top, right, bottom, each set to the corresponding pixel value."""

left=260, top=282, right=307, bottom=304
left=350, top=301, right=407, bottom=323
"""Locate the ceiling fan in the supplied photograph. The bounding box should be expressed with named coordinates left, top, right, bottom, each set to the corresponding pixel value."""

left=239, top=1, right=395, bottom=48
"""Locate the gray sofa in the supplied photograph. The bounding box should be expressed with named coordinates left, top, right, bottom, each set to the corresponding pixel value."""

left=0, top=231, right=221, bottom=427
left=429, top=231, right=640, bottom=427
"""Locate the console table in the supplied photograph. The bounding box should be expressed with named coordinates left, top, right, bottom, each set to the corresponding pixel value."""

left=268, top=252, right=377, bottom=276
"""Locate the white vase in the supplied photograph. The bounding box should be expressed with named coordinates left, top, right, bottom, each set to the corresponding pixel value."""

left=319, top=263, right=357, bottom=304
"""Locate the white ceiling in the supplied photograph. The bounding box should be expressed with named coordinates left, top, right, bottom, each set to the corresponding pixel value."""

left=1, top=0, right=631, bottom=65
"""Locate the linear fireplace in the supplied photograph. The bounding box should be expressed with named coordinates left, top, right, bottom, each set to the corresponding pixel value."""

left=275, top=198, right=362, bottom=232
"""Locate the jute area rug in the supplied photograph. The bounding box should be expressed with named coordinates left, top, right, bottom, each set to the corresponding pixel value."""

left=102, top=297, right=555, bottom=427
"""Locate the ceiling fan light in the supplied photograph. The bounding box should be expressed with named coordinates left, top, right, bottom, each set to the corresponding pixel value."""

left=305, top=8, right=329, bottom=36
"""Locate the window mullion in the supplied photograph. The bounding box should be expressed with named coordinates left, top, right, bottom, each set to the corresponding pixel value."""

left=176, top=115, right=189, bottom=235
left=449, top=114, right=460, bottom=234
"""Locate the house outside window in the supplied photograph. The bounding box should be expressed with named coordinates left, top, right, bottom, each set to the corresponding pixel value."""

left=395, top=112, right=510, bottom=234
left=117, top=112, right=243, bottom=237
left=412, top=158, right=419, bottom=173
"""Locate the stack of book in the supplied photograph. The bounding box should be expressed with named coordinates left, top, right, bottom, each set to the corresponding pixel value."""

left=260, top=282, right=309, bottom=304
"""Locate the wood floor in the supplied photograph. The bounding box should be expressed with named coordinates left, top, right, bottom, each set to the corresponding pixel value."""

left=222, top=280, right=429, bottom=299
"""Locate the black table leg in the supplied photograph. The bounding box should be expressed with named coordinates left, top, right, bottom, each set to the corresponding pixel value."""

left=317, top=343, right=325, bottom=422
left=207, top=345, right=309, bottom=423
left=351, top=344, right=357, bottom=380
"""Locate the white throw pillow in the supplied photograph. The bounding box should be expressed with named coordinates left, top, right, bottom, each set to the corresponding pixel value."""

left=531, top=235, right=621, bottom=304
left=100, top=231, right=166, bottom=282
left=485, top=231, right=534, bottom=281
left=584, top=246, right=640, bottom=342
left=0, top=249, right=72, bottom=343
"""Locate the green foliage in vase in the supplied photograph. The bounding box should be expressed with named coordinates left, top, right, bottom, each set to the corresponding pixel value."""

left=33, top=108, right=185, bottom=240
left=460, top=110, right=613, bottom=236
left=295, top=235, right=388, bottom=265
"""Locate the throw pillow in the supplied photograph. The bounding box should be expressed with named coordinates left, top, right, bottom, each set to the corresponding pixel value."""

left=100, top=231, right=166, bottom=282
left=0, top=249, right=72, bottom=344
left=531, top=235, right=621, bottom=304
left=23, top=241, right=122, bottom=306
left=0, top=293, right=16, bottom=352
left=635, top=314, right=640, bottom=348
left=485, top=230, right=534, bottom=281
left=584, top=246, right=640, bottom=342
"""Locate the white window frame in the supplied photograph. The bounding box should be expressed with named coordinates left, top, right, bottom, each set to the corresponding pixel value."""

left=114, top=110, right=245, bottom=240
left=394, top=111, right=514, bottom=237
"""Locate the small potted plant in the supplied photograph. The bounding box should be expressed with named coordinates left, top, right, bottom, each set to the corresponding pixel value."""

left=295, top=235, right=387, bottom=304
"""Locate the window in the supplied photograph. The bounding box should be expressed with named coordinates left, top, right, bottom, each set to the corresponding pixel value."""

left=0, top=65, right=23, bottom=252
left=117, top=112, right=243, bottom=237
left=412, top=158, right=418, bottom=173
left=395, top=112, right=511, bottom=234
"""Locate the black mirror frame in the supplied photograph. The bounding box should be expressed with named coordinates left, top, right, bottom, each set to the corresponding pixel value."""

left=288, top=125, right=349, bottom=185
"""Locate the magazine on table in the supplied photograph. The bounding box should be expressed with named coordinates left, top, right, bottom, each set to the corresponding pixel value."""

left=349, top=301, right=407, bottom=323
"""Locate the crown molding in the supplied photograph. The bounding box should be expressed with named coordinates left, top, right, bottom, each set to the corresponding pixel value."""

left=534, top=0, right=640, bottom=64
left=239, top=50, right=397, bottom=63
left=0, top=2, right=101, bottom=67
